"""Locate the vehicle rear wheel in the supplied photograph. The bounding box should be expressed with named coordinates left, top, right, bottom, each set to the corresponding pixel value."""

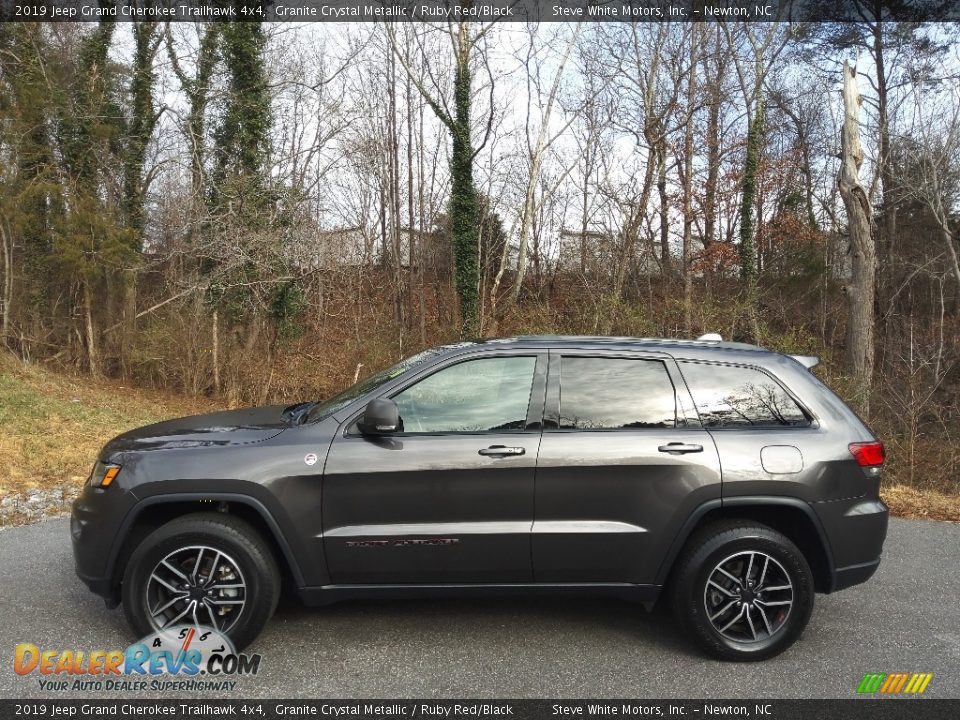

left=671, top=520, right=814, bottom=661
left=122, top=513, right=280, bottom=651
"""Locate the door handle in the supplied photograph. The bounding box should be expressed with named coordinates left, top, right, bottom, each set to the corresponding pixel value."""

left=658, top=442, right=704, bottom=455
left=478, top=445, right=526, bottom=457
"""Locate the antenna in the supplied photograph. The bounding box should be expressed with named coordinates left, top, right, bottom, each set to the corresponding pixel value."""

left=696, top=333, right=723, bottom=342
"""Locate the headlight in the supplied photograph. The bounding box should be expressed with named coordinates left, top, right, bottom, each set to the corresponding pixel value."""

left=87, top=461, right=121, bottom=488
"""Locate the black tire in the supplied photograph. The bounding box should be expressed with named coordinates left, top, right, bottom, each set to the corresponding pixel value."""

left=671, top=520, right=814, bottom=661
left=121, top=513, right=281, bottom=651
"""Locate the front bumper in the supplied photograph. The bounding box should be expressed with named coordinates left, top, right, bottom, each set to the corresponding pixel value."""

left=71, top=484, right=137, bottom=603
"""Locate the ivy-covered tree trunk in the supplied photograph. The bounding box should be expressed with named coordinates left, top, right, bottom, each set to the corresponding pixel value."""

left=120, top=22, right=159, bottom=376
left=214, top=14, right=271, bottom=220
left=449, top=41, right=479, bottom=337
left=64, top=15, right=120, bottom=376
left=739, top=95, right=764, bottom=342
left=123, top=22, right=159, bottom=246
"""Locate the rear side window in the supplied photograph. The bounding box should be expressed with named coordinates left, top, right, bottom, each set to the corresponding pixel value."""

left=679, top=362, right=810, bottom=428
left=558, top=357, right=676, bottom=429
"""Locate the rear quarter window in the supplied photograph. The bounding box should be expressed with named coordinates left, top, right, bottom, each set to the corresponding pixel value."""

left=679, top=361, right=810, bottom=428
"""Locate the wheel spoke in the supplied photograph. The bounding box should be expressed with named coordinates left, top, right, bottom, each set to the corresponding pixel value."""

left=755, top=602, right=774, bottom=636
left=719, top=604, right=746, bottom=634
left=191, top=548, right=204, bottom=583
left=202, top=599, right=220, bottom=631
left=755, top=599, right=791, bottom=607
left=717, top=567, right=742, bottom=586
left=161, top=560, right=189, bottom=582
left=707, top=579, right=736, bottom=597
left=744, top=552, right=755, bottom=586
left=150, top=574, right=183, bottom=595
left=709, top=600, right=738, bottom=622
left=758, top=555, right=770, bottom=587
left=150, top=592, right=188, bottom=618
left=745, top=606, right=757, bottom=640
left=161, top=600, right=196, bottom=629
left=205, top=598, right=244, bottom=606
left=759, top=584, right=791, bottom=592
left=205, top=551, right=222, bottom=587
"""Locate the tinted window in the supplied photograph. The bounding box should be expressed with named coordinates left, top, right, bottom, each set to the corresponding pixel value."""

left=680, top=362, right=810, bottom=428
left=392, top=356, right=536, bottom=433
left=558, top=357, right=676, bottom=429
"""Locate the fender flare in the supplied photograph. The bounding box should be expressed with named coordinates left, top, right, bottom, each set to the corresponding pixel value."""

left=106, top=492, right=307, bottom=588
left=653, top=495, right=836, bottom=588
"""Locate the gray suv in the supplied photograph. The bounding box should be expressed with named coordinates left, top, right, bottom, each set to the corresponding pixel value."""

left=71, top=335, right=888, bottom=660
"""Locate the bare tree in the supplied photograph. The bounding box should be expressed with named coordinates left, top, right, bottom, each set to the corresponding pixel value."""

left=838, top=61, right=876, bottom=414
left=901, top=79, right=960, bottom=289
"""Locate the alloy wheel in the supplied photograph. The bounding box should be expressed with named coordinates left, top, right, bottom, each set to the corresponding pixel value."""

left=144, top=545, right=247, bottom=633
left=703, top=550, right=794, bottom=643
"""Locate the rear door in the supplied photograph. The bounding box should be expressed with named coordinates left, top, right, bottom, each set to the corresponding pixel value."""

left=322, top=351, right=546, bottom=584
left=532, top=350, right=721, bottom=584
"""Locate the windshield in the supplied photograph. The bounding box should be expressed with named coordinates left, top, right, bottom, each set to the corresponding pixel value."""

left=306, top=348, right=444, bottom=422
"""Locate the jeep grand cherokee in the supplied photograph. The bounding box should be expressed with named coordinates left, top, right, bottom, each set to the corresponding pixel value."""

left=71, top=335, right=888, bottom=660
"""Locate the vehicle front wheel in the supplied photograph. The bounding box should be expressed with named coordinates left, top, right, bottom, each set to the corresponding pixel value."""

left=121, top=513, right=281, bottom=651
left=671, top=520, right=815, bottom=661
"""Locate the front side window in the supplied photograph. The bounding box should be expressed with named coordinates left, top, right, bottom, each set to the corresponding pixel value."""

left=679, top=362, right=810, bottom=428
left=557, top=357, right=676, bottom=429
left=392, top=356, right=537, bottom=433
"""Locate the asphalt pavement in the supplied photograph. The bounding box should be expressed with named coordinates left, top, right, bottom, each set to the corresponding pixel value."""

left=1, top=517, right=958, bottom=699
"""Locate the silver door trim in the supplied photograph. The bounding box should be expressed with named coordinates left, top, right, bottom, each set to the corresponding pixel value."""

left=322, top=519, right=647, bottom=537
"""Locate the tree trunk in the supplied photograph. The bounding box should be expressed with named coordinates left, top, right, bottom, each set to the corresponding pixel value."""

left=657, top=145, right=669, bottom=274
left=0, top=218, right=10, bottom=347
left=838, top=61, right=876, bottom=415
left=681, top=27, right=699, bottom=334
left=739, top=95, right=764, bottom=342
left=212, top=307, right=220, bottom=394
left=84, top=282, right=100, bottom=377
left=450, top=30, right=480, bottom=336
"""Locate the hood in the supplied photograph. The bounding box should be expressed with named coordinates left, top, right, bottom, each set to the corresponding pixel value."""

left=102, top=405, right=290, bottom=456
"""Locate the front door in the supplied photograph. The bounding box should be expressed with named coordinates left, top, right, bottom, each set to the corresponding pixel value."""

left=322, top=353, right=546, bottom=584
left=533, top=351, right=722, bottom=584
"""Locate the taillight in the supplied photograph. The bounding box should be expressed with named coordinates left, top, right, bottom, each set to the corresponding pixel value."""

left=849, top=441, right=885, bottom=467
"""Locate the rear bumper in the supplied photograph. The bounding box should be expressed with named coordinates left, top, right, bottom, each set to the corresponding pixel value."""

left=812, top=496, right=888, bottom=593
left=833, top=558, right=881, bottom=591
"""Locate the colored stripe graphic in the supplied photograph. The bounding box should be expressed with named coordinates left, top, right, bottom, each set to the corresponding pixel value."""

left=857, top=672, right=933, bottom=695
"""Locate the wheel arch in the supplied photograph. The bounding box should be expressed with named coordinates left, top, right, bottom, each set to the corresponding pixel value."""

left=107, top=493, right=307, bottom=598
left=656, top=497, right=835, bottom=594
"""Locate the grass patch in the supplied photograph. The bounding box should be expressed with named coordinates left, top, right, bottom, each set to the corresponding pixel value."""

left=881, top=484, right=960, bottom=523
left=0, top=353, right=220, bottom=496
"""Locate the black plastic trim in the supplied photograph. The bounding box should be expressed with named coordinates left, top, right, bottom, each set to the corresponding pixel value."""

left=106, top=492, right=307, bottom=589
left=653, top=495, right=838, bottom=590
left=297, top=581, right=661, bottom=607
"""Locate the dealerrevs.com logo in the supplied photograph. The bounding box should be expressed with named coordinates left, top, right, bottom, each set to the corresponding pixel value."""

left=856, top=672, right=934, bottom=695
left=14, top=626, right=261, bottom=692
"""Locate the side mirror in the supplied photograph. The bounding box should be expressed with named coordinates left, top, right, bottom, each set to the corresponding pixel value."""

left=357, top=398, right=401, bottom=435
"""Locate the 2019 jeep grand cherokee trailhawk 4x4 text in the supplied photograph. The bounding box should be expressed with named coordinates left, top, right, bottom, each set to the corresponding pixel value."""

left=71, top=335, right=888, bottom=660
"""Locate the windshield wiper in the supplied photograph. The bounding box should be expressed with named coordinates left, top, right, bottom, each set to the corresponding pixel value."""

left=281, top=401, right=319, bottom=425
